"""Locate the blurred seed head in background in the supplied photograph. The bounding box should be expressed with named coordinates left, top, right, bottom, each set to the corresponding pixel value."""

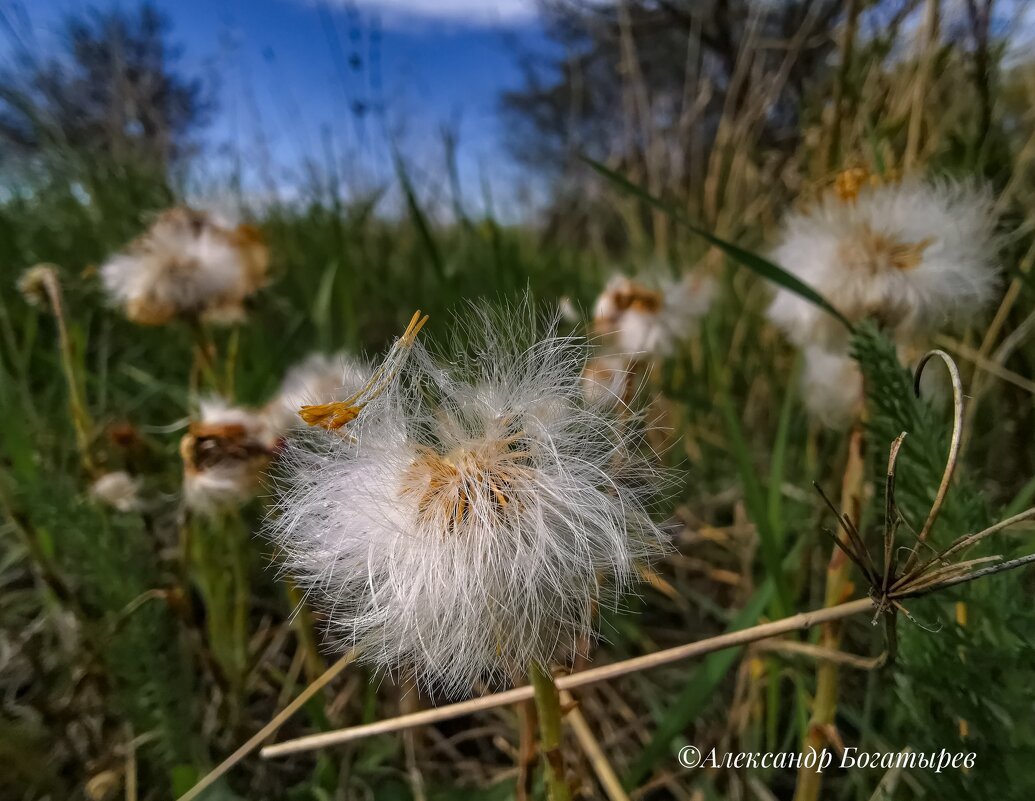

left=101, top=207, right=269, bottom=326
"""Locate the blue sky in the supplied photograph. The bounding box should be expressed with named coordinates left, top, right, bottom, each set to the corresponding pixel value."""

left=1, top=0, right=552, bottom=216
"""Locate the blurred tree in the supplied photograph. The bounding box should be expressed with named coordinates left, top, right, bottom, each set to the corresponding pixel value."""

left=0, top=2, right=212, bottom=168
left=502, top=3, right=840, bottom=180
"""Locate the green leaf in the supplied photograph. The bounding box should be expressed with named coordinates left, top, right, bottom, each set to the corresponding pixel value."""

left=581, top=156, right=852, bottom=331
left=311, top=258, right=340, bottom=348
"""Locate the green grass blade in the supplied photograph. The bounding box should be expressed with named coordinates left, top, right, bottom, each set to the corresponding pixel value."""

left=581, top=156, right=852, bottom=331
left=1003, top=473, right=1035, bottom=519
left=767, top=355, right=800, bottom=548
left=393, top=151, right=446, bottom=282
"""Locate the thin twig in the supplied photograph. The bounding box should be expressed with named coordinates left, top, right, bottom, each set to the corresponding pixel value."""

left=754, top=639, right=885, bottom=671
left=896, top=505, right=1035, bottom=587
left=560, top=690, right=630, bottom=801
left=177, top=650, right=357, bottom=801
left=261, top=599, right=876, bottom=759
left=900, top=552, right=1035, bottom=597
left=935, top=335, right=1035, bottom=396
left=882, top=433, right=908, bottom=598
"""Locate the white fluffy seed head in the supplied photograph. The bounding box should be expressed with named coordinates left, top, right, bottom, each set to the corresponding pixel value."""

left=89, top=471, right=142, bottom=513
left=800, top=346, right=864, bottom=429
left=268, top=300, right=668, bottom=696
left=100, top=207, right=269, bottom=326
left=180, top=398, right=277, bottom=514
left=263, top=352, right=372, bottom=436
left=767, top=177, right=999, bottom=349
left=593, top=272, right=714, bottom=356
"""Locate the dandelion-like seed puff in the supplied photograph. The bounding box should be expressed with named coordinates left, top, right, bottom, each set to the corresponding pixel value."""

left=800, top=345, right=864, bottom=428
left=90, top=471, right=142, bottom=513
left=593, top=272, right=714, bottom=357
left=180, top=398, right=278, bottom=514
left=101, top=207, right=269, bottom=326
left=268, top=302, right=667, bottom=695
left=585, top=271, right=713, bottom=407
left=768, top=173, right=999, bottom=350
left=767, top=171, right=999, bottom=427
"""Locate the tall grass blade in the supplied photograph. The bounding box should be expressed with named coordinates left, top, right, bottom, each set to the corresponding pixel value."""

left=581, top=157, right=851, bottom=331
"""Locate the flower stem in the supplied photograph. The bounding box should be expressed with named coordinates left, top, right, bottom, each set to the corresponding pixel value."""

left=528, top=661, right=570, bottom=801
left=39, top=269, right=94, bottom=473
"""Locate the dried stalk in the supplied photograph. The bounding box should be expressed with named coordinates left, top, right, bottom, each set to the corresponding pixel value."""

left=261, top=513, right=1035, bottom=762
left=32, top=266, right=95, bottom=473
left=176, top=650, right=357, bottom=801
left=261, top=598, right=876, bottom=759
left=899, top=350, right=963, bottom=576
left=793, top=425, right=865, bottom=801
left=559, top=689, right=630, bottom=801
left=904, top=0, right=940, bottom=169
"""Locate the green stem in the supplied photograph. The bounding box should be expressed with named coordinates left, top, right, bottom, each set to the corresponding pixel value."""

left=285, top=582, right=327, bottom=682
left=230, top=515, right=250, bottom=699
left=190, top=320, right=222, bottom=396
left=40, top=270, right=94, bottom=473
left=528, top=661, right=570, bottom=801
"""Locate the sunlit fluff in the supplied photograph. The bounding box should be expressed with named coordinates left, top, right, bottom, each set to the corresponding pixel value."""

left=269, top=303, right=667, bottom=695
left=768, top=176, right=998, bottom=349
left=100, top=207, right=269, bottom=326
left=593, top=272, right=714, bottom=356
left=89, top=471, right=142, bottom=513
left=263, top=352, right=372, bottom=436
left=180, top=398, right=277, bottom=514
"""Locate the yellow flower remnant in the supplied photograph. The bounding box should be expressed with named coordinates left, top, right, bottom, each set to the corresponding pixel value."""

left=179, top=401, right=279, bottom=514
left=832, top=166, right=902, bottom=204
left=401, top=434, right=532, bottom=538
left=843, top=225, right=935, bottom=274
left=298, top=310, right=429, bottom=430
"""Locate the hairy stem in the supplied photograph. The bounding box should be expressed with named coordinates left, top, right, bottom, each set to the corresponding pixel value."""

left=529, top=661, right=571, bottom=801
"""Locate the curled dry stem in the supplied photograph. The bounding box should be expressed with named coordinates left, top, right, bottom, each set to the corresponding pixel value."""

left=899, top=350, right=963, bottom=576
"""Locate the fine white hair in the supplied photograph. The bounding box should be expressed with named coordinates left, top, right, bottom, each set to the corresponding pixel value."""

left=800, top=346, right=864, bottom=429
left=268, top=300, right=668, bottom=696
left=89, top=471, right=143, bottom=513
left=767, top=178, right=999, bottom=349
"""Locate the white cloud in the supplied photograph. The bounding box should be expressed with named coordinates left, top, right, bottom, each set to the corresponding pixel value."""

left=311, top=0, right=539, bottom=27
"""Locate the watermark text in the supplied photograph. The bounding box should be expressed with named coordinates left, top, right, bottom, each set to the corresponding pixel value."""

left=678, top=745, right=975, bottom=774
